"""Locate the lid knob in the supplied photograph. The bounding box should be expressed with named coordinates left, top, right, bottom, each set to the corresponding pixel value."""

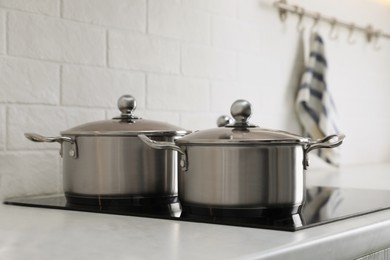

left=118, top=95, right=136, bottom=116
left=230, top=99, right=252, bottom=125
left=113, top=95, right=140, bottom=121
left=217, top=115, right=233, bottom=127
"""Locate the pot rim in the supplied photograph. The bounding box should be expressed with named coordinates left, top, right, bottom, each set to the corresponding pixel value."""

left=174, top=127, right=310, bottom=145
left=61, top=130, right=190, bottom=137
left=175, top=138, right=309, bottom=145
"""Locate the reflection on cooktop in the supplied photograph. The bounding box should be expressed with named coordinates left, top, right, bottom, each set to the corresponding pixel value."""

left=4, top=186, right=390, bottom=231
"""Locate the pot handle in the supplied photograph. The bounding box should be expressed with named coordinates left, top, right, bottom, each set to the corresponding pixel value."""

left=138, top=134, right=188, bottom=171
left=25, top=133, right=74, bottom=144
left=303, top=133, right=345, bottom=169
left=24, top=133, right=78, bottom=158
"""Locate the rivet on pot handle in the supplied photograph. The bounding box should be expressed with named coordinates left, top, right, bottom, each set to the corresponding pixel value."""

left=303, top=133, right=345, bottom=170
left=24, top=133, right=78, bottom=159
left=138, top=134, right=188, bottom=171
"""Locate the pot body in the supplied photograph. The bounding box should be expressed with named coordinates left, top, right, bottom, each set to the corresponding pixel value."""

left=62, top=135, right=178, bottom=198
left=178, top=144, right=306, bottom=208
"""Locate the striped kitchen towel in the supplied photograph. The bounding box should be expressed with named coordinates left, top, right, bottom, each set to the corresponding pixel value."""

left=295, top=32, right=341, bottom=166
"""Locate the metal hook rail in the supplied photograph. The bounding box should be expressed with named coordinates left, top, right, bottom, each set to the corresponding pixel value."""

left=274, top=0, right=390, bottom=45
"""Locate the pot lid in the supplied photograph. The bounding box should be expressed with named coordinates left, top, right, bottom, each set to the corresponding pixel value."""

left=61, top=95, right=190, bottom=136
left=176, top=99, right=309, bottom=145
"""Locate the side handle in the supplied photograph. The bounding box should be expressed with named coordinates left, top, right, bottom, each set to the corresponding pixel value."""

left=138, top=134, right=188, bottom=171
left=25, top=133, right=74, bottom=144
left=24, top=133, right=78, bottom=158
left=303, top=133, right=345, bottom=169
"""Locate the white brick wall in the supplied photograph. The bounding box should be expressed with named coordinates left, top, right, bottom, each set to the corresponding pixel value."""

left=0, top=0, right=390, bottom=198
left=212, top=17, right=266, bottom=53
left=146, top=74, right=210, bottom=111
left=0, top=57, right=59, bottom=104
left=210, top=81, right=263, bottom=114
left=182, top=45, right=236, bottom=80
left=212, top=16, right=240, bottom=51
left=0, top=10, right=5, bottom=54
left=0, top=106, right=5, bottom=151
left=0, top=0, right=60, bottom=16
left=61, top=65, right=145, bottom=108
left=8, top=12, right=106, bottom=65
left=148, top=0, right=210, bottom=44
left=108, top=30, right=180, bottom=73
left=183, top=0, right=237, bottom=16
left=62, top=0, right=146, bottom=31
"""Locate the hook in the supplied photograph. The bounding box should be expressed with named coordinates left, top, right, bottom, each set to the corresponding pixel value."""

left=373, top=30, right=382, bottom=50
left=296, top=6, right=305, bottom=32
left=365, top=25, right=381, bottom=50
left=311, top=12, right=321, bottom=34
left=365, top=25, right=375, bottom=42
left=347, top=23, right=356, bottom=45
left=329, top=18, right=339, bottom=40
left=275, top=0, right=288, bottom=22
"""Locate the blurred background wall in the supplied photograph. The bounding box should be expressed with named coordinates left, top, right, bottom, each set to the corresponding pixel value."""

left=0, top=0, right=389, bottom=198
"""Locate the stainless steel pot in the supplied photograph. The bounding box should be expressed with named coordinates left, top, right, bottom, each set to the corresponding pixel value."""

left=25, top=95, right=190, bottom=202
left=139, top=99, right=345, bottom=210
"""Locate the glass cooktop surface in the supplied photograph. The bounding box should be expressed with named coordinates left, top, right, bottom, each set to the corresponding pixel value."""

left=5, top=186, right=390, bottom=232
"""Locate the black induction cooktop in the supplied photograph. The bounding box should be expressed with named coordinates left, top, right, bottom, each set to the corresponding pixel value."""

left=4, top=186, right=390, bottom=231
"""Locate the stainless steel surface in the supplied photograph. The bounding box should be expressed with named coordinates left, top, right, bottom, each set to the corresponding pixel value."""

left=303, top=134, right=345, bottom=169
left=229, top=99, right=253, bottom=126
left=141, top=134, right=307, bottom=207
left=138, top=134, right=188, bottom=170
left=25, top=133, right=78, bottom=158
left=175, top=127, right=309, bottom=145
left=113, top=94, right=140, bottom=121
left=305, top=134, right=345, bottom=153
left=27, top=133, right=180, bottom=196
left=25, top=132, right=74, bottom=144
left=178, top=99, right=309, bottom=145
left=178, top=145, right=305, bottom=207
left=25, top=94, right=189, bottom=197
left=61, top=95, right=190, bottom=136
left=117, top=94, right=136, bottom=116
left=62, top=136, right=178, bottom=196
left=141, top=99, right=344, bottom=208
left=138, top=134, right=185, bottom=156
left=216, top=115, right=233, bottom=127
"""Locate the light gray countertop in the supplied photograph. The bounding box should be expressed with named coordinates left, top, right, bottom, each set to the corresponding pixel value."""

left=1, top=163, right=390, bottom=260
